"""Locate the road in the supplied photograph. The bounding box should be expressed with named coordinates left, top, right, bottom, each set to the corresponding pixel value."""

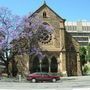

left=0, top=76, right=90, bottom=90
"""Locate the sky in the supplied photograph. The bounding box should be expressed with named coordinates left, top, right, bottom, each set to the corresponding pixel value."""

left=0, top=0, right=90, bottom=21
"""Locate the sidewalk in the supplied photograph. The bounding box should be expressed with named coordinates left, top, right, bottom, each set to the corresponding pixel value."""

left=0, top=77, right=27, bottom=82
left=0, top=76, right=90, bottom=82
left=61, top=75, right=90, bottom=80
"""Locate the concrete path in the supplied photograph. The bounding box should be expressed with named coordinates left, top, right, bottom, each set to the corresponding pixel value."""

left=0, top=76, right=90, bottom=90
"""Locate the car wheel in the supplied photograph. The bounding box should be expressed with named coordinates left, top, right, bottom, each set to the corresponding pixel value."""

left=52, top=78, right=56, bottom=82
left=32, top=78, right=36, bottom=83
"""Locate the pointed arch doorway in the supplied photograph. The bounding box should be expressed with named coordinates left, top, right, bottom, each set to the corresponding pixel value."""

left=42, top=56, right=49, bottom=72
left=50, top=56, right=58, bottom=73
left=31, top=55, right=40, bottom=73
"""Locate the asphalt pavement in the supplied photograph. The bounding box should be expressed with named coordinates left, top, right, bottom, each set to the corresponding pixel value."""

left=0, top=76, right=90, bottom=90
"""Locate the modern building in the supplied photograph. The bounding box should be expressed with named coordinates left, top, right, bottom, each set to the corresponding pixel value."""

left=65, top=21, right=90, bottom=46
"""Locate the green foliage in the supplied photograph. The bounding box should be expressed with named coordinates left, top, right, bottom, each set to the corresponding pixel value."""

left=83, top=65, right=88, bottom=74
left=83, top=63, right=90, bottom=75
left=79, top=47, right=86, bottom=55
left=79, top=47, right=87, bottom=66
left=86, top=43, right=90, bottom=62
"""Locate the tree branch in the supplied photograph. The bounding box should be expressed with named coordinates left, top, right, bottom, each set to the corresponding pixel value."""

left=0, top=62, right=5, bottom=66
left=0, top=56, right=6, bottom=63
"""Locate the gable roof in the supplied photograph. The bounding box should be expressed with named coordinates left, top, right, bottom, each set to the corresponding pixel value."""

left=29, top=3, right=66, bottom=22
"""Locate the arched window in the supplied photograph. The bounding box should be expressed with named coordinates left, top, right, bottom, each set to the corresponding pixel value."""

left=43, top=22, right=49, bottom=25
left=69, top=45, right=74, bottom=51
left=43, top=11, right=47, bottom=18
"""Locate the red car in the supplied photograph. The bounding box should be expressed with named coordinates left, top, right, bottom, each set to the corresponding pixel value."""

left=27, top=72, right=60, bottom=83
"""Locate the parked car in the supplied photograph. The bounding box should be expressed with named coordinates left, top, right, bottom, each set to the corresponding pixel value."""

left=27, top=72, right=60, bottom=83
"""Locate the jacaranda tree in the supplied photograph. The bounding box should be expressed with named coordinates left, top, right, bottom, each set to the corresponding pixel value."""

left=12, top=13, right=54, bottom=58
left=0, top=7, right=22, bottom=74
left=10, top=13, right=54, bottom=76
left=0, top=7, right=53, bottom=76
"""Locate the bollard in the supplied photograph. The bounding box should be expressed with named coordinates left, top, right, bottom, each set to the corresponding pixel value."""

left=18, top=74, right=21, bottom=82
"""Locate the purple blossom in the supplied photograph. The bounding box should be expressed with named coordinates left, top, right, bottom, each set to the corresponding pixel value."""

left=10, top=30, right=19, bottom=40
left=37, top=52, right=45, bottom=60
left=31, top=47, right=37, bottom=53
left=43, top=24, right=54, bottom=33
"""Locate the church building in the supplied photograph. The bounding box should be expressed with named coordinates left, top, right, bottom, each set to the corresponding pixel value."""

left=14, top=2, right=82, bottom=76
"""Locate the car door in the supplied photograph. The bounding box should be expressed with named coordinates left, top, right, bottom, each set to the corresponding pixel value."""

left=35, top=73, right=42, bottom=80
left=42, top=73, right=51, bottom=81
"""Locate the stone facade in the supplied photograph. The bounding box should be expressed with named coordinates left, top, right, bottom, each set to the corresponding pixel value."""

left=14, top=3, right=82, bottom=76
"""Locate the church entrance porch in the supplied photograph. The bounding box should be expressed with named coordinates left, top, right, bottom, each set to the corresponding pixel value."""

left=29, top=54, right=58, bottom=74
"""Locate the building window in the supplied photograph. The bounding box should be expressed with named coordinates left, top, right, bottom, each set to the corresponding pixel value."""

left=43, top=11, right=47, bottom=18
left=43, top=22, right=49, bottom=25
left=70, top=45, right=74, bottom=51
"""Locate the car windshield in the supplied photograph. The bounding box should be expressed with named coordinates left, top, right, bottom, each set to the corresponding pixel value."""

left=31, top=72, right=58, bottom=76
left=32, top=72, right=41, bottom=75
left=31, top=72, right=49, bottom=75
